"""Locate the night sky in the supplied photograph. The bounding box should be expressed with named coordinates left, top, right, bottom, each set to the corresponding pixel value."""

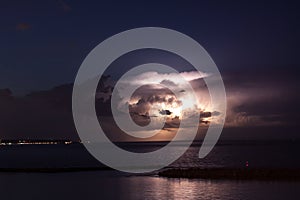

left=0, top=0, right=299, bottom=140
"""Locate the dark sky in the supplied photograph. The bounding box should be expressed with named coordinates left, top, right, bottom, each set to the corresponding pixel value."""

left=0, top=0, right=299, bottom=140
left=1, top=0, right=299, bottom=94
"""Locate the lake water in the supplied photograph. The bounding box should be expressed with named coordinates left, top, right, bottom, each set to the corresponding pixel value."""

left=0, top=141, right=299, bottom=199
left=0, top=140, right=299, bottom=169
left=1, top=171, right=300, bottom=200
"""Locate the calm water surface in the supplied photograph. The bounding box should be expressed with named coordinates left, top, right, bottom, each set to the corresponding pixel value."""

left=0, top=171, right=299, bottom=200
left=0, top=141, right=299, bottom=199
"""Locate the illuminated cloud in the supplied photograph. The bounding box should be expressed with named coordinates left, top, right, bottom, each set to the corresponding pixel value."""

left=118, top=70, right=209, bottom=86
left=112, top=70, right=224, bottom=134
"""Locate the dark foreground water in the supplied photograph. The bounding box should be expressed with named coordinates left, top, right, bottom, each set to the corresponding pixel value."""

left=1, top=171, right=300, bottom=200
left=0, top=141, right=299, bottom=199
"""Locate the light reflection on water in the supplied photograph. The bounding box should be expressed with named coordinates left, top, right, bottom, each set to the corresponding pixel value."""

left=124, top=176, right=300, bottom=200
left=0, top=171, right=299, bottom=200
left=0, top=142, right=300, bottom=199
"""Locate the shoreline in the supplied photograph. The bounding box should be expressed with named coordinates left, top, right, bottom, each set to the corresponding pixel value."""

left=1, top=167, right=300, bottom=182
left=0, top=167, right=112, bottom=173
left=158, top=168, right=300, bottom=181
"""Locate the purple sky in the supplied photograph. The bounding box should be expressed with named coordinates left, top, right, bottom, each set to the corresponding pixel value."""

left=0, top=0, right=299, bottom=141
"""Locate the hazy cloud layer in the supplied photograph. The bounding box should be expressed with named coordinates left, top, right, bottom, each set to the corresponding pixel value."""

left=0, top=68, right=298, bottom=140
